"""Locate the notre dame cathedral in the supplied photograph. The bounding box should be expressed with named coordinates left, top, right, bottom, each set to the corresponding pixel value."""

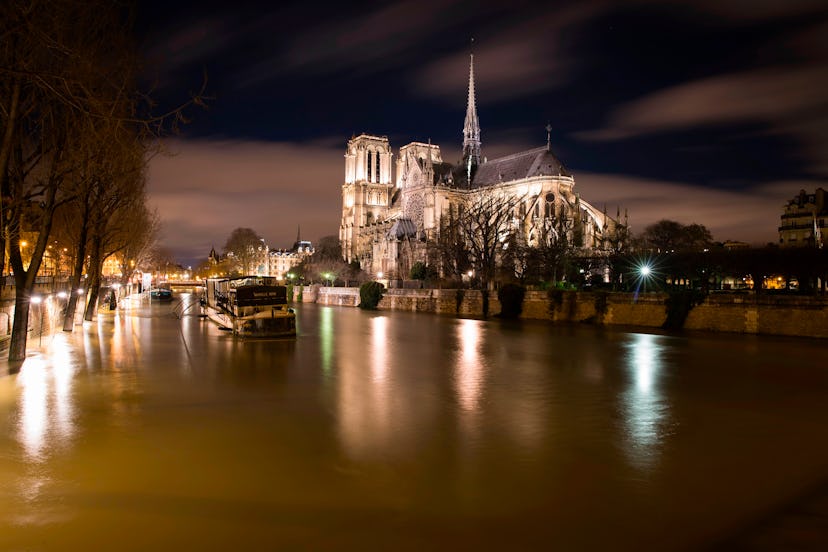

left=339, top=54, right=623, bottom=281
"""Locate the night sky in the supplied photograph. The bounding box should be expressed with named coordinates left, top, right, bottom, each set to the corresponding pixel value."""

left=135, top=0, right=828, bottom=267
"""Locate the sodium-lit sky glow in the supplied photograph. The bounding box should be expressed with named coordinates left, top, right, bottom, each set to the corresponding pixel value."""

left=136, top=0, right=828, bottom=267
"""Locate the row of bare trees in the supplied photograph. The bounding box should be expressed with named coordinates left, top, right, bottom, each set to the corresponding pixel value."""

left=1, top=1, right=201, bottom=361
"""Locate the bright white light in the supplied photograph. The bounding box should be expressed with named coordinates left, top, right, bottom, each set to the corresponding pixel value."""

left=30, top=296, right=42, bottom=304
left=640, top=265, right=651, bottom=276
left=57, top=291, right=67, bottom=299
left=377, top=272, right=383, bottom=279
left=112, top=283, right=121, bottom=289
left=76, top=288, right=84, bottom=295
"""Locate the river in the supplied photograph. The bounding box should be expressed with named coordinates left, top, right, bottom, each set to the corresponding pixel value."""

left=1, top=292, right=827, bottom=550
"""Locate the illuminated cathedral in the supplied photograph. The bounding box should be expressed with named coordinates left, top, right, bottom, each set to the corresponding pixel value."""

left=339, top=54, right=622, bottom=280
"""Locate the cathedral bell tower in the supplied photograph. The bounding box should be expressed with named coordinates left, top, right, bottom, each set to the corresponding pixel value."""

left=340, top=134, right=393, bottom=263
left=462, top=52, right=482, bottom=183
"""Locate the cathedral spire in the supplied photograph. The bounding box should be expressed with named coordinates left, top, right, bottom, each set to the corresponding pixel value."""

left=462, top=46, right=481, bottom=174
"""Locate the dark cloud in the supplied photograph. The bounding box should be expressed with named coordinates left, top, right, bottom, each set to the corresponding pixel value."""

left=147, top=139, right=344, bottom=266
left=134, top=0, right=828, bottom=263
left=576, top=64, right=828, bottom=175
left=413, top=3, right=601, bottom=104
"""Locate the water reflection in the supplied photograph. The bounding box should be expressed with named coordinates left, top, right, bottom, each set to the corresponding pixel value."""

left=16, top=335, right=77, bottom=463
left=621, top=333, right=670, bottom=471
left=319, top=306, right=333, bottom=375
left=455, top=319, right=485, bottom=412
left=338, top=314, right=393, bottom=458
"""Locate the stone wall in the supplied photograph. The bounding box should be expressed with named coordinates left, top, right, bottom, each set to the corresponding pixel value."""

left=300, top=286, right=828, bottom=339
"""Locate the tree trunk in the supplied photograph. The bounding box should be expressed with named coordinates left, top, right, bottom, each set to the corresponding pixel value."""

left=63, top=232, right=89, bottom=331
left=62, top=268, right=85, bottom=331
left=8, top=290, right=31, bottom=362
left=84, top=241, right=102, bottom=321
left=83, top=274, right=100, bottom=321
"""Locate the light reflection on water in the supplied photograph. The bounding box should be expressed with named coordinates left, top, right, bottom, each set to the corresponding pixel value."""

left=17, top=335, right=76, bottom=463
left=3, top=302, right=828, bottom=550
left=622, top=332, right=670, bottom=471
left=455, top=318, right=485, bottom=412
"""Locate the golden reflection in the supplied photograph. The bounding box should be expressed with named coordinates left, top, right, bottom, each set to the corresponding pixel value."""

left=337, top=314, right=393, bottom=459
left=320, top=307, right=333, bottom=374
left=49, top=335, right=75, bottom=443
left=371, top=315, right=388, bottom=383
left=622, top=333, right=669, bottom=471
left=16, top=339, right=77, bottom=463
left=17, top=357, right=49, bottom=461
left=455, top=319, right=484, bottom=411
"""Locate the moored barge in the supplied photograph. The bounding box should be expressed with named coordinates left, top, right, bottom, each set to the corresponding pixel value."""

left=204, top=276, right=296, bottom=337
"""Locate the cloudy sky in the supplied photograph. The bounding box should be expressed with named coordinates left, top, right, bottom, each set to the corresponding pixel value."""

left=136, top=0, right=828, bottom=267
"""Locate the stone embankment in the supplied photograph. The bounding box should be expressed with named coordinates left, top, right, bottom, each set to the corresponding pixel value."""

left=296, top=285, right=828, bottom=339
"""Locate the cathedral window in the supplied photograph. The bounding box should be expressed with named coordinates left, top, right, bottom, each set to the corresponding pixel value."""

left=367, top=151, right=373, bottom=182
left=375, top=150, right=381, bottom=183
left=545, top=193, right=555, bottom=218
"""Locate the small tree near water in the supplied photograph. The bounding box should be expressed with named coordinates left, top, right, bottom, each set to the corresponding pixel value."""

left=497, top=283, right=526, bottom=319
left=359, top=281, right=384, bottom=310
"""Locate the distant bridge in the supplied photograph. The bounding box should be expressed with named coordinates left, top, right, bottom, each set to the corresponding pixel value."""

left=166, top=280, right=202, bottom=288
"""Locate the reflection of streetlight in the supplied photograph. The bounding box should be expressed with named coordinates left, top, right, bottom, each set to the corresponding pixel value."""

left=30, top=295, right=43, bottom=346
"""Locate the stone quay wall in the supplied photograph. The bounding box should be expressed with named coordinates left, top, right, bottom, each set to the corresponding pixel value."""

left=297, top=285, right=828, bottom=339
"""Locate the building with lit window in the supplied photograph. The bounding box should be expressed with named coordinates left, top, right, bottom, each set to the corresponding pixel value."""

left=268, top=240, right=314, bottom=280
left=779, top=188, right=826, bottom=248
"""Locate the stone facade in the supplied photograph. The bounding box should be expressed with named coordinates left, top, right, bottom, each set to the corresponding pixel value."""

left=304, top=287, right=828, bottom=339
left=339, top=56, right=622, bottom=280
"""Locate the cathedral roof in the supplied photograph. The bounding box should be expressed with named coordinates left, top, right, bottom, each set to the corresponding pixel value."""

left=472, top=146, right=570, bottom=188
left=387, top=218, right=417, bottom=240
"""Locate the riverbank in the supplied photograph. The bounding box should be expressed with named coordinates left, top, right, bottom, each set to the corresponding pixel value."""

left=296, top=285, right=828, bottom=339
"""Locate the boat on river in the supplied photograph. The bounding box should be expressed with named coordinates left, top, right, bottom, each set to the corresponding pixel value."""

left=203, top=276, right=295, bottom=337
left=150, top=286, right=173, bottom=301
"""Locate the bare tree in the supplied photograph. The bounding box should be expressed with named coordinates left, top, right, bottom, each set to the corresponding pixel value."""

left=1, top=1, right=206, bottom=359
left=454, top=191, right=523, bottom=315
left=641, top=219, right=713, bottom=253
left=82, top=153, right=147, bottom=321
left=117, top=206, right=161, bottom=285
left=435, top=203, right=470, bottom=282
left=223, top=228, right=263, bottom=275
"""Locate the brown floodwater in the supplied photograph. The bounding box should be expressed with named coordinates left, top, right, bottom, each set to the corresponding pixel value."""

left=1, top=292, right=827, bottom=550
